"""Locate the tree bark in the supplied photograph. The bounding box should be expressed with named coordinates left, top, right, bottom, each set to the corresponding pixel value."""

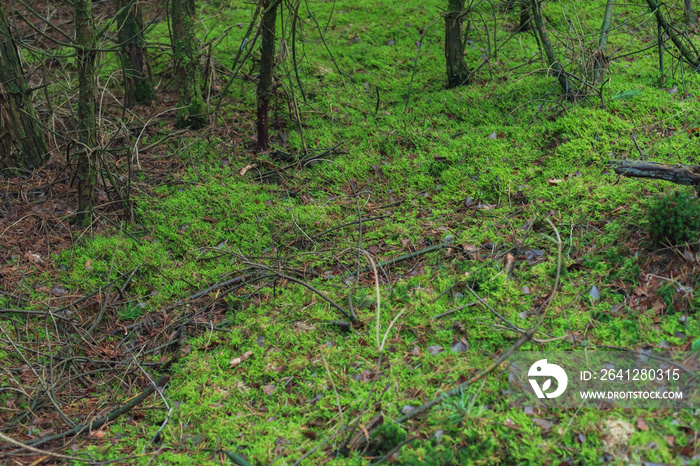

left=531, top=0, right=576, bottom=95
left=170, top=0, right=206, bottom=128
left=256, top=0, right=278, bottom=151
left=0, top=6, right=48, bottom=174
left=445, top=0, right=469, bottom=89
left=117, top=0, right=155, bottom=107
left=684, top=0, right=697, bottom=26
left=75, top=0, right=97, bottom=225
left=594, top=0, right=615, bottom=83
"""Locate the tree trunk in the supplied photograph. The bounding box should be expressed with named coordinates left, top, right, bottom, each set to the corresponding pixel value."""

left=0, top=7, right=48, bottom=174
left=256, top=0, right=278, bottom=151
left=170, top=0, right=206, bottom=129
left=685, top=0, right=697, bottom=26
left=117, top=0, right=155, bottom=107
left=517, top=1, right=531, bottom=32
left=647, top=0, right=700, bottom=68
left=593, top=0, right=615, bottom=83
left=75, top=0, right=97, bottom=225
left=531, top=0, right=575, bottom=95
left=445, top=0, right=469, bottom=89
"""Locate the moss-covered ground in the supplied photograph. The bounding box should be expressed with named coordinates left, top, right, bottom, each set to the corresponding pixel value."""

left=2, top=0, right=700, bottom=464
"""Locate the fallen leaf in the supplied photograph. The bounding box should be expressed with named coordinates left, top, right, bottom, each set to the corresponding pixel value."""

left=532, top=418, right=552, bottom=431
left=589, top=285, right=600, bottom=301
left=450, top=341, right=469, bottom=353
left=84, top=260, right=92, bottom=271
left=547, top=178, right=563, bottom=186
left=24, top=252, right=43, bottom=263
left=651, top=299, right=665, bottom=313
left=229, top=350, right=254, bottom=368
left=51, top=287, right=68, bottom=297
left=682, top=250, right=696, bottom=263
left=239, top=164, right=257, bottom=176
left=263, top=384, right=275, bottom=395
left=504, top=253, right=515, bottom=274
left=636, top=418, right=648, bottom=431
left=461, top=243, right=478, bottom=253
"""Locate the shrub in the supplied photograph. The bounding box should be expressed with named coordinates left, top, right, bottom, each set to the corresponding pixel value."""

left=647, top=190, right=700, bottom=245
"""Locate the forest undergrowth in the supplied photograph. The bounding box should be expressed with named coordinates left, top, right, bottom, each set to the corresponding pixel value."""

left=1, top=0, right=700, bottom=464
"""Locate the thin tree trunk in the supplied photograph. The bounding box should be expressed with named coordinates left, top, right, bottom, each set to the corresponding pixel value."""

left=0, top=7, right=48, bottom=174
left=445, top=0, right=469, bottom=89
left=594, top=0, right=615, bottom=83
left=531, top=0, right=575, bottom=95
left=117, top=0, right=154, bottom=107
left=647, top=0, right=700, bottom=68
left=257, top=0, right=278, bottom=151
left=75, top=0, right=97, bottom=225
left=171, top=0, right=206, bottom=128
left=684, top=0, right=697, bottom=26
left=517, top=1, right=531, bottom=32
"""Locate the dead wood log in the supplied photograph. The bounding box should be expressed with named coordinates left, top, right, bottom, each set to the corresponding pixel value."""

left=610, top=160, right=700, bottom=187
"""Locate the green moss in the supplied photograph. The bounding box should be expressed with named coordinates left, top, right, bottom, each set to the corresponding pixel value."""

left=7, top=0, right=700, bottom=463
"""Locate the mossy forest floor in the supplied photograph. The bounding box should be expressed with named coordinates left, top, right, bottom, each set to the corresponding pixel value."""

left=2, top=0, right=700, bottom=464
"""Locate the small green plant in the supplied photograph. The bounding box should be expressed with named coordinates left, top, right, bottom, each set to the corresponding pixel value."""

left=118, top=302, right=145, bottom=321
left=368, top=422, right=408, bottom=454
left=647, top=190, right=700, bottom=245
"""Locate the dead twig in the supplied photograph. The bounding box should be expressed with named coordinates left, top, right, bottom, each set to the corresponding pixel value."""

left=18, top=374, right=171, bottom=449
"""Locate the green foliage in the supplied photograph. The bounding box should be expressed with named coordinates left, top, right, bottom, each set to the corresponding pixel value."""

left=117, top=301, right=145, bottom=321
left=647, top=190, right=700, bottom=245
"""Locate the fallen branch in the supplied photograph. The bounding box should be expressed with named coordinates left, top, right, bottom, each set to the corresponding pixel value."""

left=306, top=215, right=391, bottom=242
left=344, top=242, right=455, bottom=278
left=0, top=430, right=93, bottom=463
left=431, top=301, right=478, bottom=320
left=611, top=160, right=700, bottom=186
left=18, top=374, right=171, bottom=449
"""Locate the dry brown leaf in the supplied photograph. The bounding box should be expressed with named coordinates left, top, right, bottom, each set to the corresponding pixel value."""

left=229, top=350, right=254, bottom=368
left=24, top=252, right=42, bottom=263
left=504, top=253, right=515, bottom=274
left=239, top=164, right=257, bottom=176
left=636, top=418, right=648, bottom=431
